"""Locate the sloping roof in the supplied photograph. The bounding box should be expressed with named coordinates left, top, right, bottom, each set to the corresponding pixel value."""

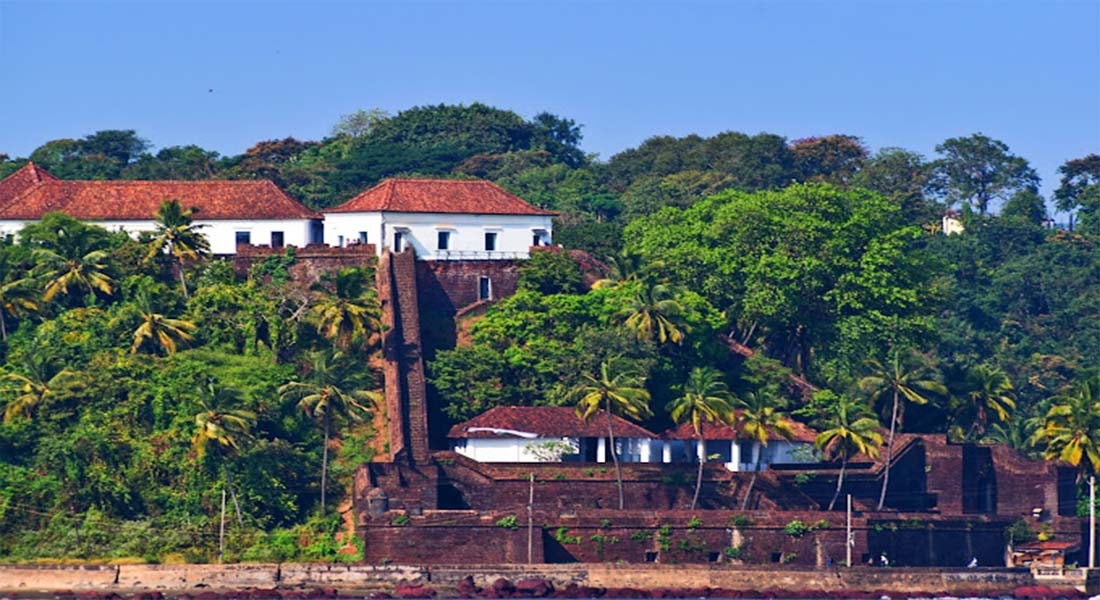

left=0, top=163, right=58, bottom=210
left=448, top=406, right=658, bottom=439
left=664, top=416, right=818, bottom=444
left=0, top=164, right=319, bottom=221
left=326, top=178, right=556, bottom=216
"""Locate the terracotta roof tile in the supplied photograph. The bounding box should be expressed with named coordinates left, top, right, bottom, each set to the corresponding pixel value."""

left=0, top=162, right=58, bottom=210
left=663, top=415, right=818, bottom=444
left=448, top=406, right=658, bottom=439
left=326, top=178, right=556, bottom=216
left=0, top=165, right=319, bottom=221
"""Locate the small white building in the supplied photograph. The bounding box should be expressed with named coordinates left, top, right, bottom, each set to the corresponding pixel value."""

left=942, top=210, right=965, bottom=235
left=448, top=406, right=659, bottom=464
left=323, top=178, right=555, bottom=260
left=0, top=163, right=322, bottom=254
left=661, top=419, right=819, bottom=472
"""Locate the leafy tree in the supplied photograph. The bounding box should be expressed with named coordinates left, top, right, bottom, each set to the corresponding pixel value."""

left=789, top=135, right=868, bottom=186
left=530, top=112, right=586, bottom=168
left=930, top=133, right=1040, bottom=216
left=0, top=247, right=38, bottom=341
left=667, top=367, right=736, bottom=509
left=123, top=145, right=222, bottom=180
left=278, top=350, right=379, bottom=515
left=144, top=200, right=210, bottom=298
left=1054, top=154, right=1100, bottom=235
left=1031, top=375, right=1100, bottom=482
left=813, top=392, right=883, bottom=511
left=572, top=358, right=652, bottom=509
left=1001, top=188, right=1048, bottom=226
left=736, top=390, right=793, bottom=509
left=853, top=147, right=934, bottom=225
left=330, top=108, right=391, bottom=139
left=858, top=348, right=945, bottom=509
left=516, top=249, right=585, bottom=295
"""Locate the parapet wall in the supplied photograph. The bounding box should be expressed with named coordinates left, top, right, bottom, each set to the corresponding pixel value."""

left=232, top=243, right=376, bottom=281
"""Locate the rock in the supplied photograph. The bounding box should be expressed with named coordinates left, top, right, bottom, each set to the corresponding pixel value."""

left=394, top=584, right=437, bottom=599
left=455, top=575, right=479, bottom=597
left=491, top=578, right=516, bottom=596
left=514, top=578, right=554, bottom=598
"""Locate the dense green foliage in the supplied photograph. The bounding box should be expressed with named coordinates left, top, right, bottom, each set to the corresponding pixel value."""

left=2, top=105, right=1097, bottom=557
left=0, top=214, right=381, bottom=562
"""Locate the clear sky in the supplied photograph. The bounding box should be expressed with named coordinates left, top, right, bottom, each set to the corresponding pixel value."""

left=1, top=0, right=1097, bottom=201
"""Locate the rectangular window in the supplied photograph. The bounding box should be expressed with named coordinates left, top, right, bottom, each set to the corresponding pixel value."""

left=271, top=231, right=284, bottom=248
left=437, top=231, right=450, bottom=250
left=484, top=232, right=497, bottom=252
left=235, top=231, right=251, bottom=246
left=394, top=231, right=405, bottom=253
left=532, top=234, right=541, bottom=247
left=478, top=277, right=492, bottom=301
left=358, top=231, right=368, bottom=244
left=337, top=235, right=345, bottom=247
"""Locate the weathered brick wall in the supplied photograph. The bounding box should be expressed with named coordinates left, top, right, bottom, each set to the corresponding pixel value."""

left=415, top=260, right=521, bottom=322
left=232, top=243, right=376, bottom=281
left=376, top=251, right=405, bottom=462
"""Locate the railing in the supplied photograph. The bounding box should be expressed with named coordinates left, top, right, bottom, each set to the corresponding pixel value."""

left=430, top=250, right=529, bottom=260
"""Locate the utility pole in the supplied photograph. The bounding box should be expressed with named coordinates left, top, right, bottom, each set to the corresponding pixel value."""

left=527, top=472, right=535, bottom=564
left=1090, top=475, right=1095, bottom=569
left=219, top=487, right=227, bottom=564
left=846, top=494, right=853, bottom=568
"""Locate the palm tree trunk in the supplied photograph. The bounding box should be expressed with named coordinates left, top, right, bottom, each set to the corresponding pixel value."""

left=740, top=451, right=761, bottom=510
left=691, top=436, right=703, bottom=510
left=877, top=389, right=900, bottom=510
left=828, top=457, right=848, bottom=511
left=606, top=403, right=624, bottom=510
left=321, top=414, right=330, bottom=516
left=177, top=256, right=190, bottom=299
left=0, top=313, right=7, bottom=341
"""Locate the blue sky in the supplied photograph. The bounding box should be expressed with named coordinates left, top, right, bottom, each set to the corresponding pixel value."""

left=1, top=0, right=1097, bottom=203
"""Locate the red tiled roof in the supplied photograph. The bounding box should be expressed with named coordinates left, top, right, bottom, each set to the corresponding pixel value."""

left=0, top=163, right=58, bottom=210
left=448, top=406, right=658, bottom=439
left=663, top=415, right=818, bottom=444
left=326, top=178, right=556, bottom=216
left=0, top=165, right=319, bottom=221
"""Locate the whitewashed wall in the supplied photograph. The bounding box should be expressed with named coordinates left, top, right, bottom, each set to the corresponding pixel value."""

left=323, top=212, right=553, bottom=259
left=454, top=437, right=576, bottom=463
left=0, top=219, right=317, bottom=255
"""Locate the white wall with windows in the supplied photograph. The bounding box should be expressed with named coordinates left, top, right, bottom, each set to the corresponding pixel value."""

left=0, top=218, right=318, bottom=255
left=452, top=436, right=656, bottom=463
left=323, top=211, right=553, bottom=260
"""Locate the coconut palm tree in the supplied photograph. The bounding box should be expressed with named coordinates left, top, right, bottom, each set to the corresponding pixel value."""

left=616, top=280, right=686, bottom=346
left=667, top=367, right=736, bottom=509
left=956, top=364, right=1016, bottom=441
left=144, top=199, right=210, bottom=298
left=736, top=390, right=794, bottom=510
left=0, top=273, right=38, bottom=341
left=572, top=357, right=652, bottom=510
left=815, top=394, right=883, bottom=511
left=130, top=292, right=197, bottom=355
left=859, top=348, right=946, bottom=510
left=278, top=350, right=380, bottom=515
left=33, top=231, right=113, bottom=304
left=310, top=267, right=382, bottom=351
left=1, top=351, right=77, bottom=424
left=1031, top=375, right=1100, bottom=482
left=191, top=378, right=255, bottom=525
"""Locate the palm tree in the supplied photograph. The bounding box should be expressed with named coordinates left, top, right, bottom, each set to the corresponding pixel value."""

left=667, top=367, right=736, bottom=509
left=736, top=390, right=794, bottom=510
left=1031, top=376, right=1100, bottom=482
left=34, top=243, right=113, bottom=305
left=616, top=280, right=686, bottom=346
left=191, top=378, right=256, bottom=525
left=144, top=199, right=210, bottom=298
left=573, top=357, right=652, bottom=509
left=278, top=350, right=380, bottom=515
left=130, top=293, right=197, bottom=355
left=957, top=364, right=1016, bottom=441
left=815, top=394, right=883, bottom=511
left=1, top=351, right=76, bottom=424
left=0, top=273, right=38, bottom=341
left=859, top=348, right=946, bottom=510
left=592, top=249, right=648, bottom=289
left=310, top=267, right=382, bottom=350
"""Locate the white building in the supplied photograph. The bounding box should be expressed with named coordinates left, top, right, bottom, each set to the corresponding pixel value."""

left=323, top=178, right=555, bottom=259
left=661, top=419, right=818, bottom=472
left=448, top=406, right=659, bottom=464
left=0, top=163, right=322, bottom=254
